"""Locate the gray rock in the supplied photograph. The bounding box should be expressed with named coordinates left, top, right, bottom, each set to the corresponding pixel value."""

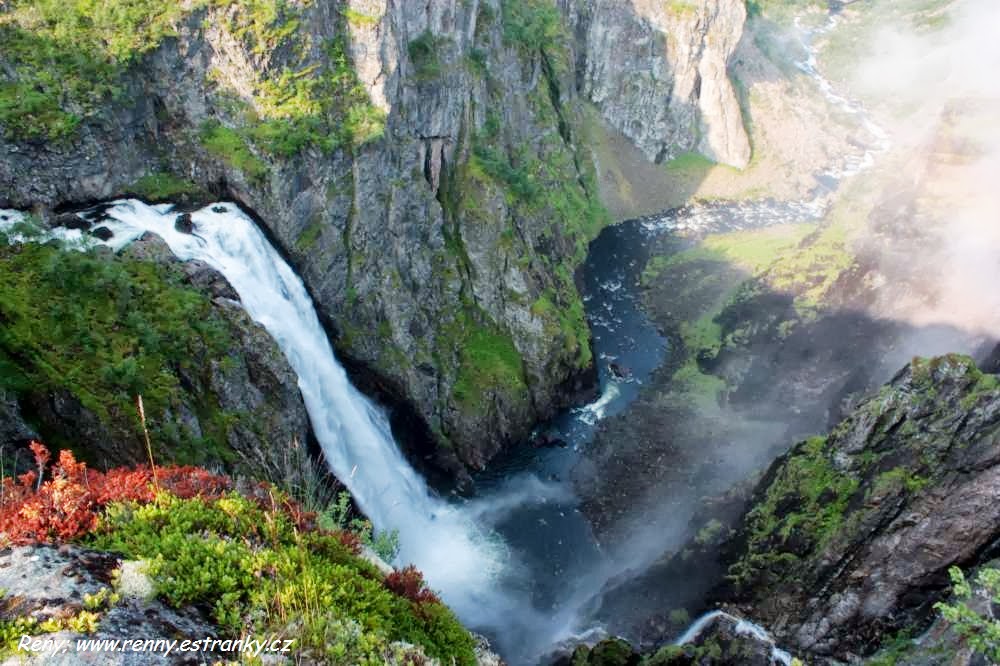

left=724, top=355, right=1000, bottom=661
left=568, top=0, right=751, bottom=168
left=0, top=546, right=221, bottom=665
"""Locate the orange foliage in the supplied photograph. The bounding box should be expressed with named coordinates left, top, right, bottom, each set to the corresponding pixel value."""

left=0, top=441, right=232, bottom=546
left=384, top=565, right=440, bottom=605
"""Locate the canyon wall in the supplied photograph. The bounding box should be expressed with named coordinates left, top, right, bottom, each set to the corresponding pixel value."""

left=0, top=0, right=749, bottom=476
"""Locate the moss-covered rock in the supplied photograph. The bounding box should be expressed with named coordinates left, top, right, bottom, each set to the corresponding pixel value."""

left=0, top=233, right=314, bottom=486
left=717, top=354, right=1000, bottom=660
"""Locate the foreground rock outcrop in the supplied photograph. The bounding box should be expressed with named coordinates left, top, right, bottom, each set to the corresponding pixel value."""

left=0, top=545, right=221, bottom=665
left=567, top=354, right=1000, bottom=664
left=721, top=355, right=1000, bottom=660
left=0, top=452, right=494, bottom=665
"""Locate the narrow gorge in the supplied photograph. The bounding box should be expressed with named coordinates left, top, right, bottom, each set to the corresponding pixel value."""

left=2, top=0, right=1000, bottom=665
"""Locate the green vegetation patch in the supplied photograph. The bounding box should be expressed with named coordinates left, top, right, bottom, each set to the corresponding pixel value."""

left=0, top=0, right=191, bottom=140
left=199, top=121, right=269, bottom=182
left=500, top=0, right=565, bottom=54
left=729, top=435, right=859, bottom=589
left=0, top=242, right=237, bottom=460
left=0, top=1, right=385, bottom=159
left=449, top=310, right=527, bottom=409
left=663, top=151, right=716, bottom=173
left=212, top=5, right=386, bottom=158
left=641, top=225, right=817, bottom=405
left=935, top=566, right=1000, bottom=663
left=665, top=1, right=700, bottom=17
left=88, top=492, right=476, bottom=665
left=126, top=172, right=204, bottom=203
left=408, top=31, right=448, bottom=81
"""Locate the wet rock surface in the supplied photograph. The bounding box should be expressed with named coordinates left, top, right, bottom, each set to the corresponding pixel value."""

left=718, top=355, right=1000, bottom=660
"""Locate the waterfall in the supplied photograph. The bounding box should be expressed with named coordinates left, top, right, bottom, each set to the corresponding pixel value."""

left=63, top=199, right=514, bottom=625
left=675, top=611, right=793, bottom=666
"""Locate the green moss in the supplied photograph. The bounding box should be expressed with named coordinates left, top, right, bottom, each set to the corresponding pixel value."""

left=872, top=466, right=930, bottom=495
left=199, top=121, right=269, bottom=181
left=665, top=1, right=700, bottom=16
left=461, top=131, right=605, bottom=372
left=729, top=435, right=859, bottom=589
left=343, top=8, right=379, bottom=27
left=296, top=221, right=325, bottom=252
left=89, top=492, right=476, bottom=665
left=960, top=369, right=1000, bottom=409
left=451, top=314, right=527, bottom=409
left=219, top=10, right=385, bottom=155
left=408, top=31, right=447, bottom=81
left=671, top=359, right=726, bottom=409
left=501, top=0, right=564, bottom=53
left=126, top=172, right=202, bottom=202
left=0, top=0, right=193, bottom=141
left=694, top=519, right=725, bottom=546
left=0, top=243, right=239, bottom=464
left=0, top=1, right=384, bottom=156
left=663, top=151, right=716, bottom=172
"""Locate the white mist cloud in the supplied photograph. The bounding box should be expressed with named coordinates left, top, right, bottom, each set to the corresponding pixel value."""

left=848, top=0, right=1000, bottom=343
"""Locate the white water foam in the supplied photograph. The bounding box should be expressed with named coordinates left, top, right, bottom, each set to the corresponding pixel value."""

left=794, top=15, right=891, bottom=180
left=574, top=383, right=622, bottom=426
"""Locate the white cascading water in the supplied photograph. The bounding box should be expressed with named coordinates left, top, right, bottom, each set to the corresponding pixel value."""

left=53, top=199, right=518, bottom=626
left=674, top=611, right=793, bottom=665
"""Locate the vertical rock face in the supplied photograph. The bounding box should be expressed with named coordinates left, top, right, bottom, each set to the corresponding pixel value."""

left=0, top=0, right=747, bottom=477
left=568, top=0, right=751, bottom=168
left=719, top=355, right=1000, bottom=660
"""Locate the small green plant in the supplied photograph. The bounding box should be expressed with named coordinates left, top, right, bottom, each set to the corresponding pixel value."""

left=126, top=173, right=202, bottom=202
left=321, top=491, right=400, bottom=562
left=408, top=31, right=446, bottom=81
left=343, top=8, right=379, bottom=27
left=935, top=566, right=1000, bottom=661
left=501, top=0, right=564, bottom=52
left=694, top=519, right=725, bottom=546
left=199, top=121, right=269, bottom=181
left=82, top=587, right=121, bottom=611
left=668, top=608, right=691, bottom=627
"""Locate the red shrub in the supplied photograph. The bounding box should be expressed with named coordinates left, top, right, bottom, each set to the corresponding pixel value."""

left=384, top=565, right=440, bottom=605
left=0, top=442, right=232, bottom=546
left=334, top=529, right=364, bottom=555
left=0, top=444, right=98, bottom=544
left=0, top=443, right=365, bottom=560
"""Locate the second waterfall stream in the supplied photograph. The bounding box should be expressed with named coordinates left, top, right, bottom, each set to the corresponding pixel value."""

left=81, top=199, right=535, bottom=634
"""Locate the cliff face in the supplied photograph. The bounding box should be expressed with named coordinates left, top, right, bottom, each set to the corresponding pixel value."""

left=721, top=355, right=1000, bottom=661
left=0, top=0, right=749, bottom=476
left=567, top=0, right=751, bottom=168
left=571, top=355, right=1000, bottom=665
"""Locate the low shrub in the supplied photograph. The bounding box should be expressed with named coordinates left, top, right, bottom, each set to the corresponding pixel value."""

left=0, top=443, right=476, bottom=665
